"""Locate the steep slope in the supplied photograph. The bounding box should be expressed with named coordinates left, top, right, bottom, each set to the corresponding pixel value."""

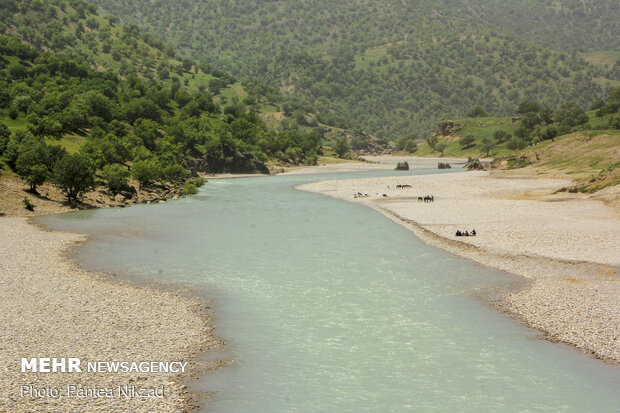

left=91, top=0, right=615, bottom=139
left=0, top=0, right=324, bottom=165
left=0, top=0, right=325, bottom=213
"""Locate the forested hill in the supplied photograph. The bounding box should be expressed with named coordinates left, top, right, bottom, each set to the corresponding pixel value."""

left=0, top=0, right=323, bottom=207
left=90, top=0, right=618, bottom=139
left=447, top=0, right=619, bottom=52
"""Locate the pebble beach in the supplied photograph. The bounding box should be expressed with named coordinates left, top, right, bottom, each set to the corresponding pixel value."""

left=0, top=217, right=221, bottom=412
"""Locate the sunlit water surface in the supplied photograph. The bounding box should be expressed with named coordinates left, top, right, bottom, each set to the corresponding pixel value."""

left=38, top=169, right=620, bottom=412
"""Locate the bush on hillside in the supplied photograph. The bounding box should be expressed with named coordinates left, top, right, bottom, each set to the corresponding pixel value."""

left=102, top=163, right=130, bottom=194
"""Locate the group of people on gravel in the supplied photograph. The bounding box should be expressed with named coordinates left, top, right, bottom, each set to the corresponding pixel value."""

left=455, top=229, right=476, bottom=237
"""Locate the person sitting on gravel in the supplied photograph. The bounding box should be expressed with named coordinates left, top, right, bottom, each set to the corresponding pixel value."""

left=471, top=229, right=476, bottom=236
left=455, top=230, right=462, bottom=236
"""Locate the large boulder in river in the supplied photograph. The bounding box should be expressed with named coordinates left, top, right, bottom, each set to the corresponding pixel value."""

left=395, top=161, right=409, bottom=171
left=438, top=162, right=452, bottom=169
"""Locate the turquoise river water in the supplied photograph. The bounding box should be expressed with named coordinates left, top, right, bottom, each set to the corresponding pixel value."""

left=39, top=168, right=620, bottom=412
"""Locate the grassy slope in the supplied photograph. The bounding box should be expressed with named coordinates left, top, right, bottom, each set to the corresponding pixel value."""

left=518, top=132, right=620, bottom=193
left=581, top=51, right=620, bottom=69
left=524, top=133, right=619, bottom=173
left=411, top=113, right=619, bottom=194
left=580, top=51, right=620, bottom=88
left=415, top=116, right=519, bottom=158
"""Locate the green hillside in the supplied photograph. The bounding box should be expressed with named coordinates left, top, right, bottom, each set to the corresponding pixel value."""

left=0, top=0, right=325, bottom=205
left=446, top=0, right=619, bottom=52
left=90, top=0, right=616, bottom=139
left=413, top=88, right=620, bottom=160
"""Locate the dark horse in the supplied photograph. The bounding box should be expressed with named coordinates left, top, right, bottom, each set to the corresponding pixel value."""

left=423, top=195, right=434, bottom=203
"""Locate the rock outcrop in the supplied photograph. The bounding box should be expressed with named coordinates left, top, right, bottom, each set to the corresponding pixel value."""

left=432, top=121, right=462, bottom=137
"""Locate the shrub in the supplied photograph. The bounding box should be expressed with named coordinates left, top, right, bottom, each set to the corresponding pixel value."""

left=514, top=126, right=530, bottom=141
left=507, top=156, right=531, bottom=169
left=0, top=123, right=10, bottom=154
left=507, top=137, right=527, bottom=151
left=333, top=136, right=350, bottom=158
left=540, top=125, right=558, bottom=142
left=276, top=151, right=288, bottom=163
left=467, top=105, right=487, bottom=118
left=192, top=177, right=206, bottom=187
left=555, top=102, right=588, bottom=127
left=351, top=135, right=369, bottom=150
left=8, top=62, right=27, bottom=79
left=556, top=124, right=571, bottom=136
left=102, top=163, right=130, bottom=194
left=8, top=105, right=19, bottom=120
left=425, top=135, right=438, bottom=150
left=395, top=135, right=418, bottom=153
left=460, top=134, right=475, bottom=148
left=305, top=150, right=318, bottom=165
left=23, top=197, right=35, bottom=211
left=181, top=182, right=197, bottom=196
left=131, top=159, right=159, bottom=188
left=404, top=139, right=418, bottom=153
left=493, top=130, right=511, bottom=143
left=285, top=146, right=301, bottom=162
left=85, top=17, right=99, bottom=30
left=160, top=162, right=187, bottom=183
left=590, top=98, right=605, bottom=110
left=13, top=95, right=32, bottom=112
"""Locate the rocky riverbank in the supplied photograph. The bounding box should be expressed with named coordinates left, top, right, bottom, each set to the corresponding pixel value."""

left=0, top=217, right=222, bottom=411
left=0, top=174, right=196, bottom=217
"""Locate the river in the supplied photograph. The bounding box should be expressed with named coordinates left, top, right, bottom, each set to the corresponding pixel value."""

left=38, top=168, right=620, bottom=412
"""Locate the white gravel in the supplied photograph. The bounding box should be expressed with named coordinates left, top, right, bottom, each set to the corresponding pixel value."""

left=0, top=218, right=220, bottom=412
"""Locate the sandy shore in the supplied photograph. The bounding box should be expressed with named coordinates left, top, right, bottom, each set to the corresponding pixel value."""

left=298, top=170, right=620, bottom=363
left=0, top=217, right=221, bottom=412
